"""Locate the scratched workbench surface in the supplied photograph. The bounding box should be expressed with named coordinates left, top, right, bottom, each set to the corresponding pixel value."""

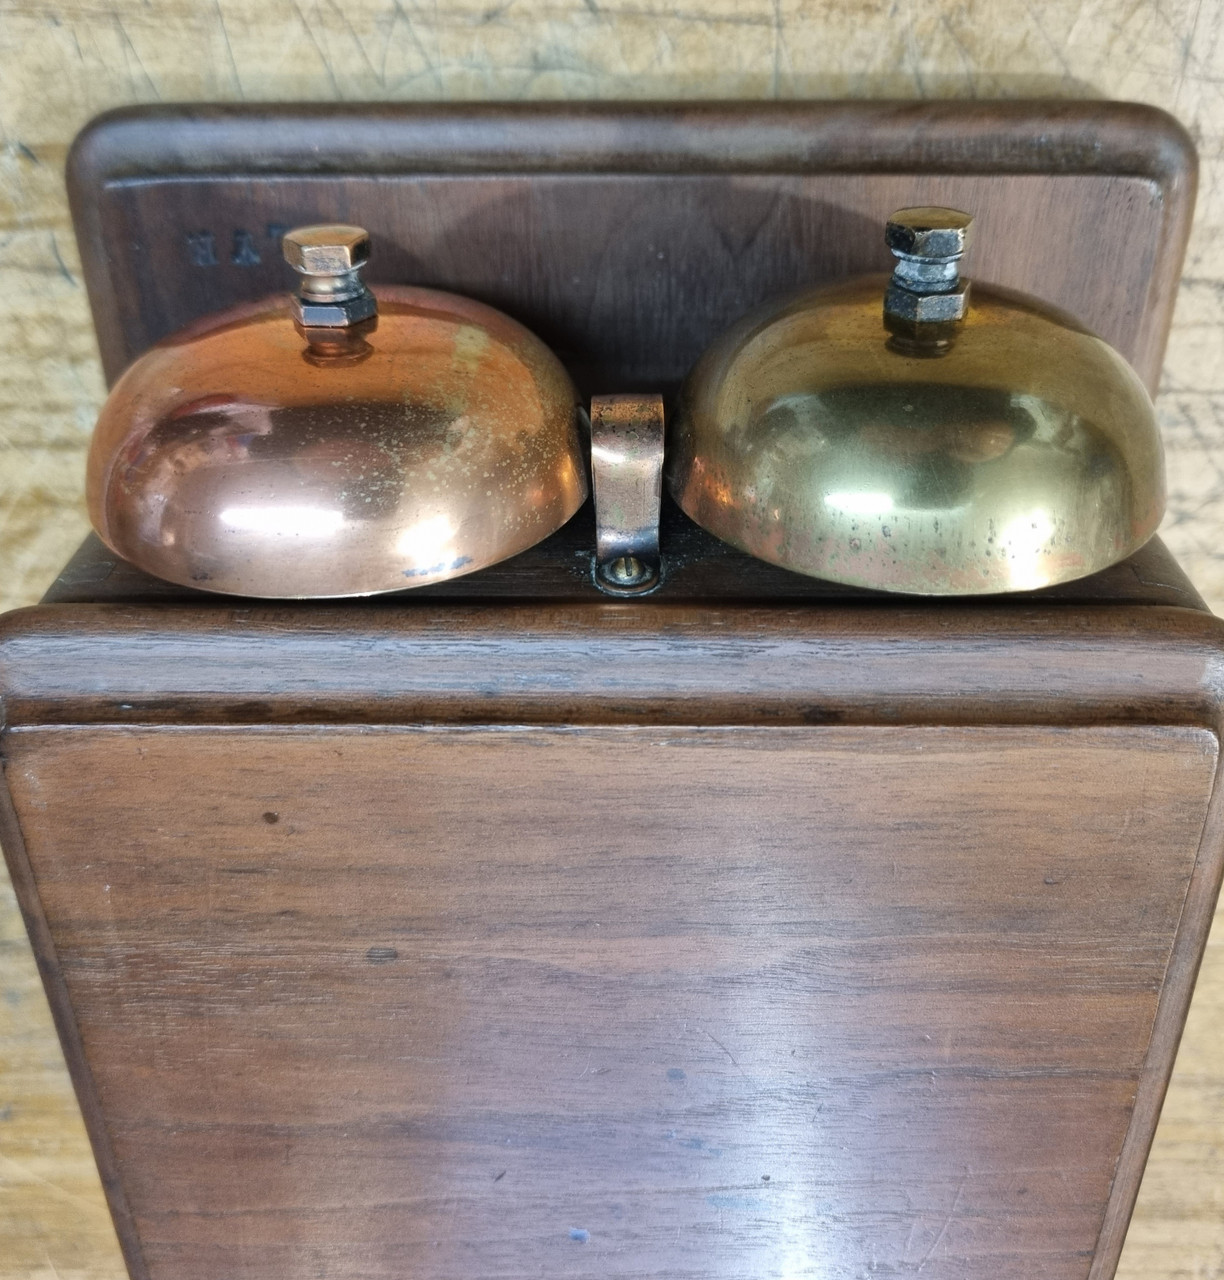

left=1, top=2, right=1223, bottom=1278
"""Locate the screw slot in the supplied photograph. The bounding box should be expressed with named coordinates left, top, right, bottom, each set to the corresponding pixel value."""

left=594, top=553, right=660, bottom=596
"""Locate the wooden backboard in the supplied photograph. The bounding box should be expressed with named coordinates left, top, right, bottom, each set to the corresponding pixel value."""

left=68, top=101, right=1196, bottom=396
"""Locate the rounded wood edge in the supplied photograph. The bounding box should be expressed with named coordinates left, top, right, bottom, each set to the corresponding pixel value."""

left=66, top=99, right=1197, bottom=181
left=0, top=779, right=151, bottom=1280
left=1088, top=707, right=1224, bottom=1278
left=4, top=601, right=1224, bottom=730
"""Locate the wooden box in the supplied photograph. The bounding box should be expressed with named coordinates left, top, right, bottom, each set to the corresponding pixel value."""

left=2, top=102, right=1220, bottom=1280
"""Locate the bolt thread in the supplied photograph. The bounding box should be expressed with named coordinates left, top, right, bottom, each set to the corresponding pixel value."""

left=890, top=256, right=960, bottom=294
left=298, top=269, right=369, bottom=304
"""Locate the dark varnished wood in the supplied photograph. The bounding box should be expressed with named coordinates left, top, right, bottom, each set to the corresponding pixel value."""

left=2, top=720, right=1220, bottom=1280
left=37, top=507, right=1210, bottom=613
left=68, top=101, right=1196, bottom=393
left=1, top=101, right=1218, bottom=1280
left=6, top=591, right=1224, bottom=1280
left=3, top=597, right=1224, bottom=730
left=0, top=765, right=145, bottom=1269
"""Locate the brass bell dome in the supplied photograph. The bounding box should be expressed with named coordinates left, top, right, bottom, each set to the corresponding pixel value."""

left=87, top=225, right=586, bottom=598
left=667, top=207, right=1165, bottom=595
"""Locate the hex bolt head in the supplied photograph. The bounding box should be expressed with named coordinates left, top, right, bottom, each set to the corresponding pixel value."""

left=885, top=207, right=973, bottom=261
left=282, top=225, right=371, bottom=276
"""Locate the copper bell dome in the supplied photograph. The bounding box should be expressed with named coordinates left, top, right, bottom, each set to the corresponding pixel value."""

left=667, top=207, right=1166, bottom=595
left=87, top=225, right=587, bottom=598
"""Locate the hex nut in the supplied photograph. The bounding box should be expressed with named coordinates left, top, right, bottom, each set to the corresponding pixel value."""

left=886, top=207, right=973, bottom=260
left=884, top=281, right=971, bottom=323
left=292, top=291, right=378, bottom=328
left=283, top=225, right=371, bottom=276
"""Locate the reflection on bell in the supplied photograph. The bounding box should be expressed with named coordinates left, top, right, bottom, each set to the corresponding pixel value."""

left=667, top=206, right=1165, bottom=595
left=86, top=224, right=587, bottom=598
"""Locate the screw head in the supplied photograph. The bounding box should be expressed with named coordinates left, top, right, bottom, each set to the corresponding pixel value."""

left=886, top=207, right=973, bottom=260
left=608, top=555, right=646, bottom=584
left=282, top=225, right=371, bottom=276
left=594, top=552, right=660, bottom=596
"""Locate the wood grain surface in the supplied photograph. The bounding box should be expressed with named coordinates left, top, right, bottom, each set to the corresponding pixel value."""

left=3, top=596, right=1223, bottom=729
left=4, top=721, right=1219, bottom=1280
left=68, top=101, right=1194, bottom=394
left=4, top=589, right=1224, bottom=1280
